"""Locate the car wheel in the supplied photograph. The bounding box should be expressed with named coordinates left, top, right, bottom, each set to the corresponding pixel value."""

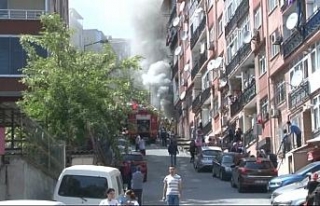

left=230, top=176, right=236, bottom=188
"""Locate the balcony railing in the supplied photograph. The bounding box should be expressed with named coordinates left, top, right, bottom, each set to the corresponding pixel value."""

left=243, top=128, right=255, bottom=147
left=172, top=61, right=178, bottom=78
left=230, top=81, right=256, bottom=117
left=191, top=52, right=207, bottom=80
left=190, top=17, right=206, bottom=49
left=188, top=0, right=199, bottom=18
left=288, top=80, right=310, bottom=109
left=225, top=43, right=252, bottom=76
left=202, top=121, right=212, bottom=135
left=283, top=8, right=320, bottom=58
left=225, top=0, right=249, bottom=35
left=201, top=87, right=211, bottom=103
left=0, top=9, right=44, bottom=20
left=192, top=93, right=201, bottom=112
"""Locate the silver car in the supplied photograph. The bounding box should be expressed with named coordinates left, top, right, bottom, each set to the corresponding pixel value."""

left=193, top=146, right=222, bottom=172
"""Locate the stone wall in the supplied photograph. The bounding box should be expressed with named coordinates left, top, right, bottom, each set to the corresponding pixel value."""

left=0, top=156, right=57, bottom=200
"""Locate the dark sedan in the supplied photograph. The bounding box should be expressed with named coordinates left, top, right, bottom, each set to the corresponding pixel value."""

left=212, top=152, right=244, bottom=181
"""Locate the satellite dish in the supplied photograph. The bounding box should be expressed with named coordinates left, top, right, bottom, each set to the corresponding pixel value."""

left=181, top=31, right=188, bottom=41
left=179, top=1, right=185, bottom=13
left=180, top=91, right=186, bottom=100
left=195, top=7, right=204, bottom=14
left=207, top=57, right=223, bottom=71
left=286, top=12, right=299, bottom=30
left=243, top=30, right=252, bottom=44
left=291, top=70, right=303, bottom=87
left=174, top=46, right=182, bottom=56
left=219, top=79, right=228, bottom=88
left=200, top=43, right=206, bottom=54
left=183, top=64, right=190, bottom=72
left=172, top=17, right=181, bottom=27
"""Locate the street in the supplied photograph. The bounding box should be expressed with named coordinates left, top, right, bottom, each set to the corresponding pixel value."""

left=143, top=146, right=271, bottom=205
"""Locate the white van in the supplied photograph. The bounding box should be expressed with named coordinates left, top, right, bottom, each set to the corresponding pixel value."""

left=53, top=165, right=124, bottom=205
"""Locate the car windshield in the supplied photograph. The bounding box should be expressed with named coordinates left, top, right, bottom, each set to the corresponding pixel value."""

left=202, top=150, right=221, bottom=157
left=245, top=161, right=273, bottom=169
left=295, top=163, right=319, bottom=175
left=123, top=154, right=143, bottom=161
left=58, top=175, right=108, bottom=199
left=222, top=155, right=234, bottom=163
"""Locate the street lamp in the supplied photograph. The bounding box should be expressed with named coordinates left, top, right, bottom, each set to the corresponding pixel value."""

left=84, top=39, right=109, bottom=51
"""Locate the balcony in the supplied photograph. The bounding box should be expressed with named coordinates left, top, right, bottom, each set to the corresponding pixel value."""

left=190, top=17, right=206, bottom=49
left=191, top=52, right=207, bottom=80
left=188, top=0, right=199, bottom=18
left=202, top=121, right=212, bottom=135
left=230, top=98, right=242, bottom=117
left=192, top=93, right=202, bottom=113
left=225, top=43, right=252, bottom=76
left=243, top=128, right=255, bottom=147
left=169, top=30, right=178, bottom=50
left=283, top=8, right=320, bottom=58
left=230, top=81, right=256, bottom=117
left=172, top=61, right=178, bottom=78
left=288, top=80, right=310, bottom=109
left=225, top=0, right=249, bottom=35
left=0, top=9, right=44, bottom=20
left=201, top=87, right=211, bottom=104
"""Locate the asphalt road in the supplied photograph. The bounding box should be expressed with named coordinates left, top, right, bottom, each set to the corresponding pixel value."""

left=142, top=145, right=271, bottom=205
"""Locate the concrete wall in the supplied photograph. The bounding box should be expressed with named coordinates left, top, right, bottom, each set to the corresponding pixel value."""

left=0, top=156, right=56, bottom=200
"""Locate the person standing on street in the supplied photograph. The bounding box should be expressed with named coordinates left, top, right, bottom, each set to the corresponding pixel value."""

left=139, top=137, right=146, bottom=156
left=131, top=166, right=144, bottom=206
left=168, top=139, right=179, bottom=166
left=99, top=188, right=119, bottom=206
left=135, top=135, right=141, bottom=152
left=189, top=140, right=196, bottom=163
left=287, top=121, right=302, bottom=148
left=162, top=166, right=182, bottom=206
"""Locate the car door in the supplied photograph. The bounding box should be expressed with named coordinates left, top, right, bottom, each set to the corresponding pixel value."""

left=212, top=154, right=221, bottom=175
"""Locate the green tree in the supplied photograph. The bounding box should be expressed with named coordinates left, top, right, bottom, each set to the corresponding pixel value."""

left=18, top=14, right=148, bottom=148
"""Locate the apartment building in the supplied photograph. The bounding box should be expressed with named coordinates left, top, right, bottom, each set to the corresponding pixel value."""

left=164, top=0, right=320, bottom=174
left=69, top=8, right=84, bottom=51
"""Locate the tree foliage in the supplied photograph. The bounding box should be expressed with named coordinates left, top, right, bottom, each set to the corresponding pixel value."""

left=18, top=14, right=148, bottom=147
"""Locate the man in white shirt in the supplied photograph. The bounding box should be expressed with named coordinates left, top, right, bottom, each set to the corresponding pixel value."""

left=162, top=166, right=182, bottom=205
left=139, top=137, right=146, bottom=156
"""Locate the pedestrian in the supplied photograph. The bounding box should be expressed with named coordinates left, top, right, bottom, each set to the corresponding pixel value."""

left=124, top=190, right=139, bottom=205
left=135, top=135, right=141, bottom=152
left=131, top=166, right=144, bottom=206
left=281, top=129, right=291, bottom=155
left=162, top=166, right=182, bottom=206
left=234, top=128, right=242, bottom=142
left=99, top=188, right=119, bottom=206
left=306, top=173, right=320, bottom=205
left=122, top=162, right=132, bottom=190
left=287, top=121, right=302, bottom=148
left=189, top=139, right=196, bottom=163
left=139, top=137, right=146, bottom=156
left=168, top=139, right=179, bottom=166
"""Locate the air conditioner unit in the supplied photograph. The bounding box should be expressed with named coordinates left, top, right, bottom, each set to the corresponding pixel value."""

left=270, top=108, right=280, bottom=118
left=271, top=32, right=282, bottom=45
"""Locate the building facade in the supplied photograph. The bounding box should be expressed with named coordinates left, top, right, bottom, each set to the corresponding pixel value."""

left=163, top=0, right=320, bottom=174
left=83, top=29, right=107, bottom=52
left=109, top=38, right=131, bottom=61
left=69, top=8, right=84, bottom=51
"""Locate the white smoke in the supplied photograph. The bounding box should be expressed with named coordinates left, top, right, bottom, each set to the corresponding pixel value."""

left=129, top=0, right=175, bottom=117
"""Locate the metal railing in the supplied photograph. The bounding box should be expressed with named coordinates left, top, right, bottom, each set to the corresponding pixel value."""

left=288, top=80, right=310, bottom=109
left=243, top=128, right=255, bottom=147
left=192, top=93, right=201, bottom=112
left=191, top=52, right=207, bottom=80
left=201, top=87, right=211, bottom=103
left=230, top=81, right=256, bottom=117
left=226, top=43, right=252, bottom=76
left=0, top=9, right=44, bottom=20
left=190, top=17, right=206, bottom=49
left=225, top=0, right=249, bottom=35
left=202, top=121, right=212, bottom=135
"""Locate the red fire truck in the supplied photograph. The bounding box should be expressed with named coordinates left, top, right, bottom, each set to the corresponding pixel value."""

left=127, top=103, right=159, bottom=143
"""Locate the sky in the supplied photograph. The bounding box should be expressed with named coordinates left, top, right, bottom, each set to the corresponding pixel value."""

left=69, top=0, right=135, bottom=39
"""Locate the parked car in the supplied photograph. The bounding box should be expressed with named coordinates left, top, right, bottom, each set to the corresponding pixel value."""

left=230, top=157, right=278, bottom=193
left=117, top=138, right=130, bottom=153
left=121, top=152, right=148, bottom=182
left=212, top=152, right=246, bottom=181
left=268, top=161, right=320, bottom=192
left=193, top=146, right=222, bottom=172
left=0, top=200, right=65, bottom=205
left=272, top=187, right=308, bottom=206
left=270, top=171, right=318, bottom=204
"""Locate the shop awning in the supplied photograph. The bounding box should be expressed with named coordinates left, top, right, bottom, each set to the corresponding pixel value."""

left=307, top=136, right=320, bottom=143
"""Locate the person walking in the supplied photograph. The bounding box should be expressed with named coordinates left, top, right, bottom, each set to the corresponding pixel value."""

left=131, top=166, right=144, bottom=206
left=162, top=166, right=182, bottom=206
left=189, top=140, right=196, bottom=163
left=124, top=190, right=139, bottom=205
left=287, top=121, right=302, bottom=148
left=139, top=137, right=146, bottom=156
left=168, top=139, right=179, bottom=166
left=281, top=129, right=291, bottom=155
left=306, top=173, right=320, bottom=205
left=99, top=188, right=119, bottom=206
left=135, top=135, right=141, bottom=152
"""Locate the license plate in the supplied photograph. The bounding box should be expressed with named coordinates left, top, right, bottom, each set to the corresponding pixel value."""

left=255, top=180, right=266, bottom=184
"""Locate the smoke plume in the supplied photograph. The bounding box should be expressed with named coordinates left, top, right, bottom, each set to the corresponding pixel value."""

left=129, top=0, right=175, bottom=118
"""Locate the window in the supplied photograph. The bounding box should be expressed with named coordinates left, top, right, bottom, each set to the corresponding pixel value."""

left=254, top=6, right=262, bottom=29
left=289, top=56, right=309, bottom=90
left=259, top=53, right=266, bottom=75
left=0, top=37, right=47, bottom=75
left=116, top=176, right=123, bottom=196
left=268, top=0, right=277, bottom=13
left=218, top=16, right=223, bottom=36
left=224, top=0, right=242, bottom=24
left=260, top=96, right=269, bottom=117
left=202, top=108, right=210, bottom=125
left=58, top=175, right=108, bottom=199
left=312, top=95, right=320, bottom=131
left=245, top=161, right=273, bottom=169
left=311, top=42, right=320, bottom=73
left=274, top=79, right=286, bottom=105
left=222, top=155, right=234, bottom=163
left=270, top=30, right=280, bottom=58
left=0, top=0, right=7, bottom=9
